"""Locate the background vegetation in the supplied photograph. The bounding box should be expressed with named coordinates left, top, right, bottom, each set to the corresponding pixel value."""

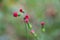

left=0, top=0, right=60, bottom=40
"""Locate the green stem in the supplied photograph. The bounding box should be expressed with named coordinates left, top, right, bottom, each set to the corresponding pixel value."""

left=24, top=23, right=29, bottom=40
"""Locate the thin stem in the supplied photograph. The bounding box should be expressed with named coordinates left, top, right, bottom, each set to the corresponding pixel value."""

left=34, top=37, right=38, bottom=40
left=24, top=22, right=29, bottom=40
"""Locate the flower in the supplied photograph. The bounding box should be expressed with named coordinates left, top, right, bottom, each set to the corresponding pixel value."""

left=24, top=15, right=29, bottom=19
left=40, top=21, right=45, bottom=26
left=30, top=30, right=37, bottom=37
left=24, top=18, right=29, bottom=23
left=20, top=8, right=24, bottom=13
left=30, top=30, right=35, bottom=34
left=13, top=12, right=18, bottom=17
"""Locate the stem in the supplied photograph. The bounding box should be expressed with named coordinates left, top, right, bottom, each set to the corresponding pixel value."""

left=24, top=23, right=29, bottom=40
left=35, top=35, right=38, bottom=40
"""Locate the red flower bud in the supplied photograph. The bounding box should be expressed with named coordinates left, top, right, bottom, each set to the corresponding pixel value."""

left=20, top=8, right=24, bottom=13
left=24, top=15, right=29, bottom=19
left=13, top=12, right=18, bottom=17
left=40, top=21, right=45, bottom=26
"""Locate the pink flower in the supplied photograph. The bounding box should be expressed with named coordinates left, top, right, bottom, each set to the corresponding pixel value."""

left=24, top=18, right=29, bottom=23
left=30, top=30, right=35, bottom=34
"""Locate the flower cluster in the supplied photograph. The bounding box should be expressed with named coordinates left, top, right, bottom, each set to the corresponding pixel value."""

left=13, top=8, right=46, bottom=39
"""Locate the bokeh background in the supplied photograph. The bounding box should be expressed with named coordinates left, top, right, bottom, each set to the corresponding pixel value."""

left=0, top=0, right=60, bottom=40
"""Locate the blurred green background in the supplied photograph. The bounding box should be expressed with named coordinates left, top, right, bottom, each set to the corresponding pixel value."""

left=0, top=0, right=60, bottom=40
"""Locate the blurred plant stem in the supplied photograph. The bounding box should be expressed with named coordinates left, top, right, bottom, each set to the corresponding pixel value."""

left=24, top=22, right=29, bottom=40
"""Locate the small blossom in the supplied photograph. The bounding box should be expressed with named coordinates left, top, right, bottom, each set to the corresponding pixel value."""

left=24, top=15, right=29, bottom=19
left=40, top=21, right=45, bottom=26
left=30, top=30, right=35, bottom=34
left=20, top=8, right=24, bottom=13
left=24, top=18, right=29, bottom=23
left=30, top=30, right=37, bottom=37
left=13, top=12, right=18, bottom=17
